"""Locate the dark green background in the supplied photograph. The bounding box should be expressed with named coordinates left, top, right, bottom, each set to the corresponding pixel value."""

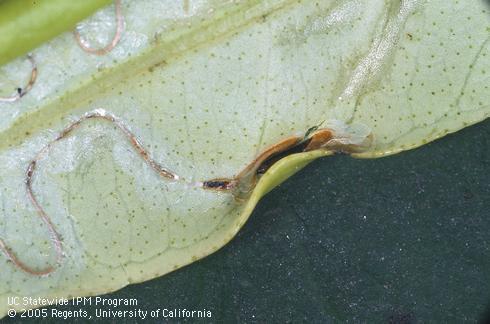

left=3, top=119, right=490, bottom=323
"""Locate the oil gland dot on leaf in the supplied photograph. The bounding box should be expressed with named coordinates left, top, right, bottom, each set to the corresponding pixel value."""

left=74, top=0, right=124, bottom=56
left=183, top=0, right=190, bottom=14
left=0, top=55, right=37, bottom=103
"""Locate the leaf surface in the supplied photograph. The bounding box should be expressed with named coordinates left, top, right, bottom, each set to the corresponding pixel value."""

left=0, top=0, right=488, bottom=317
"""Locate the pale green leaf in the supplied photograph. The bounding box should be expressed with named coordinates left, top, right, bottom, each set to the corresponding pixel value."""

left=0, top=0, right=488, bottom=317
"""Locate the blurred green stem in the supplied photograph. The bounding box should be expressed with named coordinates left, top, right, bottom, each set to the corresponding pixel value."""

left=0, top=0, right=111, bottom=66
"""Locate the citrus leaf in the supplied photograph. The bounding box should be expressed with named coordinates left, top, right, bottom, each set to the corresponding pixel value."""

left=0, top=0, right=488, bottom=317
